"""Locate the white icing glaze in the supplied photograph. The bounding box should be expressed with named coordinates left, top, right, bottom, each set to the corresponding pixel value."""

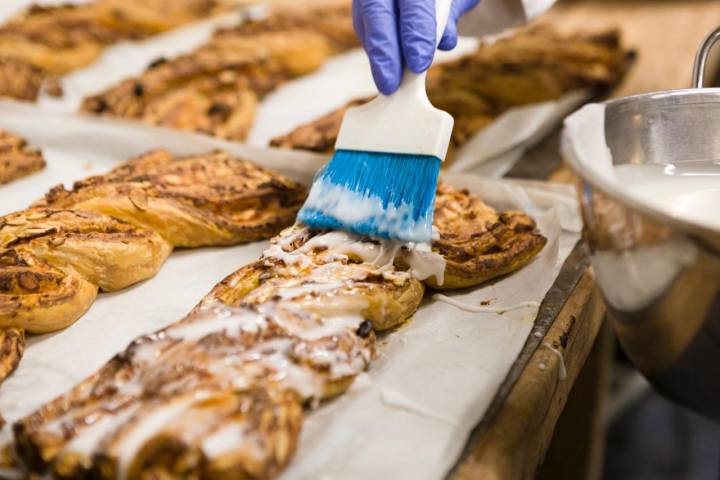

left=168, top=309, right=267, bottom=342
left=264, top=226, right=446, bottom=285
left=431, top=294, right=540, bottom=314
left=202, top=422, right=249, bottom=458
left=404, top=242, right=445, bottom=284
left=116, top=396, right=200, bottom=480
left=615, top=163, right=720, bottom=231
left=63, top=406, right=139, bottom=457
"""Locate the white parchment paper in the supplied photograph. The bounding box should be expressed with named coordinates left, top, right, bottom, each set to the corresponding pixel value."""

left=0, top=103, right=579, bottom=479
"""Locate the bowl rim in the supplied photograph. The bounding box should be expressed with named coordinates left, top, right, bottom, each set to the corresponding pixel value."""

left=562, top=89, right=720, bottom=243
left=603, top=87, right=720, bottom=109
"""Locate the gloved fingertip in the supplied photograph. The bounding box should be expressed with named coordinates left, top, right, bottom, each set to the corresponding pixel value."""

left=371, top=64, right=401, bottom=95
left=438, top=12, right=458, bottom=51
left=405, top=49, right=434, bottom=73
left=437, top=32, right=457, bottom=51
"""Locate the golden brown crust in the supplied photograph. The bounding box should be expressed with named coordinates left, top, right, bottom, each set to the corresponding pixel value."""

left=0, top=129, right=46, bottom=185
left=430, top=183, right=547, bottom=289
left=0, top=208, right=173, bottom=291
left=0, top=327, right=24, bottom=385
left=269, top=98, right=368, bottom=153
left=37, top=149, right=307, bottom=247
left=270, top=26, right=633, bottom=157
left=81, top=4, right=357, bottom=140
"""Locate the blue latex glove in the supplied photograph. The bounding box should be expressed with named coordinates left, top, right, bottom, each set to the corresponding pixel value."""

left=353, top=0, right=480, bottom=95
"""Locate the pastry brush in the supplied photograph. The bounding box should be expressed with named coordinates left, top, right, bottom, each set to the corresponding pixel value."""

left=297, top=0, right=454, bottom=243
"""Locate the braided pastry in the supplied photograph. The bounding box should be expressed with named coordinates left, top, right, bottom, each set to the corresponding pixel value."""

left=36, top=149, right=306, bottom=247
left=11, top=185, right=546, bottom=479
left=0, top=149, right=305, bottom=383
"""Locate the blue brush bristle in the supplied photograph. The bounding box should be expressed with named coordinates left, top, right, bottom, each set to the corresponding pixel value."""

left=298, top=149, right=441, bottom=242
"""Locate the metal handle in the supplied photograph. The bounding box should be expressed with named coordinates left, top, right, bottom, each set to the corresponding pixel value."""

left=692, top=26, right=720, bottom=88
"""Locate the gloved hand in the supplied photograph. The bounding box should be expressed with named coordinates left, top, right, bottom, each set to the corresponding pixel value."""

left=353, top=0, right=480, bottom=95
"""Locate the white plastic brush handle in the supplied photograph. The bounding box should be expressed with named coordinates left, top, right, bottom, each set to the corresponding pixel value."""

left=335, top=0, right=455, bottom=160
left=396, top=0, right=454, bottom=105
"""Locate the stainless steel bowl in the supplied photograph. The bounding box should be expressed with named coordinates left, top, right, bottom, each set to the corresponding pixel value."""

left=562, top=28, right=720, bottom=420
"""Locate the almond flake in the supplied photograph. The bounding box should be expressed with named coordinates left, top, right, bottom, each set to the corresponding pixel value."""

left=49, top=236, right=66, bottom=247
left=129, top=189, right=149, bottom=211
left=163, top=174, right=183, bottom=185
left=25, top=227, right=55, bottom=236
left=6, top=215, right=26, bottom=226
left=27, top=212, right=50, bottom=220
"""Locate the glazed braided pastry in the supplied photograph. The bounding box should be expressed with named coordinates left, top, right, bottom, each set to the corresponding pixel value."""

left=0, top=149, right=306, bottom=382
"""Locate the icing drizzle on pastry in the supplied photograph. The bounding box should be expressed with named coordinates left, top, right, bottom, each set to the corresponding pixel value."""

left=264, top=225, right=446, bottom=285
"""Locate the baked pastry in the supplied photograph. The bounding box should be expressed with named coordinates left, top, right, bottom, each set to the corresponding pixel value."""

left=81, top=3, right=358, bottom=140
left=0, top=130, right=46, bottom=185
left=0, top=149, right=304, bottom=387
left=37, top=149, right=307, bottom=247
left=10, top=186, right=545, bottom=479
left=0, top=208, right=172, bottom=333
left=430, top=183, right=547, bottom=289
left=270, top=26, right=634, bottom=158
left=0, top=0, right=246, bottom=100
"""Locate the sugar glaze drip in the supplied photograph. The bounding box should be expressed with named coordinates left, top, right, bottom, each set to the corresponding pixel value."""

left=264, top=225, right=446, bottom=285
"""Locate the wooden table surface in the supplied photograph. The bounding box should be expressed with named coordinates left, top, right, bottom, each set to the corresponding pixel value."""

left=446, top=2, right=720, bottom=478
